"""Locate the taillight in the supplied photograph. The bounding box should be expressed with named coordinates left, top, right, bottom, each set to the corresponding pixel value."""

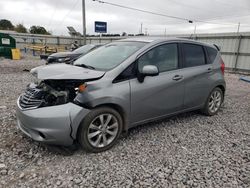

left=220, top=58, right=225, bottom=75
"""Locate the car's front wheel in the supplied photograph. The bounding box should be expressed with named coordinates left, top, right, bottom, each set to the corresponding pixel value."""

left=203, top=87, right=223, bottom=116
left=77, top=107, right=123, bottom=153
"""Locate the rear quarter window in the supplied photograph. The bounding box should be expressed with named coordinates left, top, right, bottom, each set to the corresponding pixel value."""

left=206, top=47, right=218, bottom=64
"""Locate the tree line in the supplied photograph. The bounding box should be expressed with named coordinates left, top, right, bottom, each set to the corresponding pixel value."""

left=0, top=19, right=146, bottom=37
left=0, top=19, right=51, bottom=35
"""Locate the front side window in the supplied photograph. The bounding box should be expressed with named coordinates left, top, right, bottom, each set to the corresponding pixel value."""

left=138, top=43, right=178, bottom=73
left=182, top=44, right=206, bottom=67
left=74, top=41, right=146, bottom=71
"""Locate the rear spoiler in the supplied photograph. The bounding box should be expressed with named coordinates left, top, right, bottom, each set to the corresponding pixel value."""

left=213, top=44, right=221, bottom=51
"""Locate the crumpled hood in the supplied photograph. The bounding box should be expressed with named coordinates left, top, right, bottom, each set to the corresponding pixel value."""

left=30, top=64, right=105, bottom=80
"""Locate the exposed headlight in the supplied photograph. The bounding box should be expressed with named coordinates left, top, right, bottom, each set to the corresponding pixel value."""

left=30, top=67, right=43, bottom=84
left=75, top=83, right=87, bottom=93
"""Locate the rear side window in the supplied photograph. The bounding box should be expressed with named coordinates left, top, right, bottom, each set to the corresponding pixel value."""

left=206, top=47, right=218, bottom=63
left=182, top=44, right=206, bottom=67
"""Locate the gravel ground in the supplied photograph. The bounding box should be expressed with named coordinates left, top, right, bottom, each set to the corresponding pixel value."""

left=0, top=57, right=250, bottom=188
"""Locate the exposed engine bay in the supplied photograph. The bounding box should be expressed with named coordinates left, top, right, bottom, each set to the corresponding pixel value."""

left=19, top=80, right=85, bottom=109
left=18, top=63, right=105, bottom=110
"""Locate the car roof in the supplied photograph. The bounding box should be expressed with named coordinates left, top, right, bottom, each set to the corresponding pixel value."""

left=119, top=37, right=216, bottom=49
left=119, top=37, right=158, bottom=43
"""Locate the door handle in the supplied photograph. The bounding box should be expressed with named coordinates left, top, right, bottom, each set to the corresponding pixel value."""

left=172, top=75, right=183, bottom=81
left=207, top=67, right=213, bottom=73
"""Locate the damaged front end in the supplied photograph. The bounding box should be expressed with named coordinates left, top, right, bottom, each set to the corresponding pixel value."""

left=18, top=80, right=85, bottom=110
left=18, top=63, right=105, bottom=110
left=16, top=79, right=92, bottom=146
left=16, top=64, right=105, bottom=146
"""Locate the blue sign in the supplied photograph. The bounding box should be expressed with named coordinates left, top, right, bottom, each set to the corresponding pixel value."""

left=95, top=21, right=107, bottom=33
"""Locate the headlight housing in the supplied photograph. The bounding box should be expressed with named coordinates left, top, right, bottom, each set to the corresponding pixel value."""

left=58, top=57, right=71, bottom=62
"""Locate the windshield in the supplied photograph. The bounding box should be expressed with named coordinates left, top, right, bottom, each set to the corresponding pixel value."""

left=73, top=44, right=96, bottom=54
left=74, top=41, right=147, bottom=71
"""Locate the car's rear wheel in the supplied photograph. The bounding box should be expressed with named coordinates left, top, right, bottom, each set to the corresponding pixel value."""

left=203, top=87, right=223, bottom=116
left=77, top=107, right=123, bottom=153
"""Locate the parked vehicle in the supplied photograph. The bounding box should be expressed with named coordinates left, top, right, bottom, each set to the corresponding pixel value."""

left=16, top=38, right=226, bottom=152
left=46, top=44, right=102, bottom=64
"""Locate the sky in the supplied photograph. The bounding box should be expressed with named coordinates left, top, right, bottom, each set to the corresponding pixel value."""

left=1, top=0, right=250, bottom=36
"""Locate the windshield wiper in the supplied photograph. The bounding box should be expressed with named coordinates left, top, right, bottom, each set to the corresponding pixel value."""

left=75, top=64, right=95, bottom=70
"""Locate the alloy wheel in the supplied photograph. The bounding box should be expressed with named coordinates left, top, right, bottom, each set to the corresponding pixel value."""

left=208, top=90, right=222, bottom=113
left=87, top=114, right=119, bottom=148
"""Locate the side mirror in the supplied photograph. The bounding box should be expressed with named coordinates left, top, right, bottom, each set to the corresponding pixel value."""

left=138, top=65, right=159, bottom=83
left=141, top=65, right=159, bottom=76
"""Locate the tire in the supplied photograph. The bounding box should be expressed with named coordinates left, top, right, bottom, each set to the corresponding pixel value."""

left=202, top=87, right=223, bottom=116
left=77, top=107, right=123, bottom=153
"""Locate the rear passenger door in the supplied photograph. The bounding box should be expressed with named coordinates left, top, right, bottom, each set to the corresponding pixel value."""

left=180, top=43, right=213, bottom=109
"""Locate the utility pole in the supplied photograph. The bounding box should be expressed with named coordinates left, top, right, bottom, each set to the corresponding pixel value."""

left=237, top=22, right=241, bottom=34
left=194, top=25, right=197, bottom=36
left=82, top=0, right=86, bottom=45
left=140, top=23, right=143, bottom=34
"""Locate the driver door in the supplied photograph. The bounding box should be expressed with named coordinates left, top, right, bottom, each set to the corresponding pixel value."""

left=130, top=43, right=185, bottom=124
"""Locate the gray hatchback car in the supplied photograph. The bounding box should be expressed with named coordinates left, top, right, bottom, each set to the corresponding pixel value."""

left=16, top=38, right=226, bottom=152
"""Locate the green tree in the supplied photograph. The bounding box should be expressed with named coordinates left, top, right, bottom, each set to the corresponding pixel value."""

left=29, top=25, right=51, bottom=35
left=15, top=24, right=27, bottom=33
left=0, top=19, right=14, bottom=30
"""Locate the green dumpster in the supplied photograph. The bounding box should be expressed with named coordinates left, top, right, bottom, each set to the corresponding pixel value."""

left=0, top=33, right=16, bottom=59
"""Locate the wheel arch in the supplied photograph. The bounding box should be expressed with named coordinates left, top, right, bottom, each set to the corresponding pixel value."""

left=94, top=103, right=129, bottom=132
left=75, top=103, right=129, bottom=142
left=209, top=80, right=226, bottom=101
left=213, top=84, right=225, bottom=103
left=216, top=85, right=225, bottom=97
left=202, top=84, right=225, bottom=116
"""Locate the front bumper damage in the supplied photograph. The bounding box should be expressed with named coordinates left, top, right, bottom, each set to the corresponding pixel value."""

left=16, top=100, right=90, bottom=146
left=15, top=64, right=105, bottom=146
